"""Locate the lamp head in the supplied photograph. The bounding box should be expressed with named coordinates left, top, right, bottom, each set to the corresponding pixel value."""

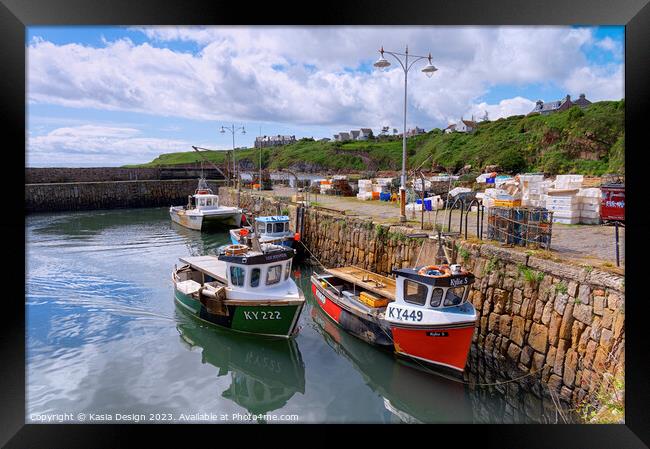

left=373, top=46, right=391, bottom=69
left=421, top=54, right=437, bottom=78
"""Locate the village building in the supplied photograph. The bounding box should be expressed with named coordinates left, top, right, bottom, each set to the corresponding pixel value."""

left=359, top=128, right=374, bottom=140
left=445, top=118, right=477, bottom=134
left=334, top=132, right=351, bottom=142
left=350, top=130, right=361, bottom=140
left=528, top=93, right=592, bottom=115
left=254, top=135, right=297, bottom=148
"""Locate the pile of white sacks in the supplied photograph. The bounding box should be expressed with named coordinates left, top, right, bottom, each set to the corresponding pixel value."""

left=481, top=173, right=601, bottom=225
left=356, top=179, right=373, bottom=200
left=544, top=175, right=584, bottom=224
left=520, top=174, right=553, bottom=208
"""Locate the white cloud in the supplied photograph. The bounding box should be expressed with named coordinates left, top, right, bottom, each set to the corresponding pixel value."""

left=563, top=64, right=624, bottom=101
left=595, top=36, right=622, bottom=55
left=27, top=26, right=624, bottom=138
left=27, top=125, right=194, bottom=166
left=465, top=96, right=537, bottom=122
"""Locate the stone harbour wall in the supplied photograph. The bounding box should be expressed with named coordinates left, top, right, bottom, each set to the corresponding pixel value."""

left=26, top=167, right=225, bottom=184
left=219, top=188, right=625, bottom=409
left=26, top=179, right=223, bottom=213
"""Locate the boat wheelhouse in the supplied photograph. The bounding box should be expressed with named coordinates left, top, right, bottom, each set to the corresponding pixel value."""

left=170, top=178, right=243, bottom=231
left=230, top=215, right=295, bottom=248
left=311, top=263, right=477, bottom=372
left=173, top=239, right=305, bottom=338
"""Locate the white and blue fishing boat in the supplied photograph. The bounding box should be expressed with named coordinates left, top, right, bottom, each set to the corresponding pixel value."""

left=170, top=178, right=243, bottom=231
left=230, top=215, right=296, bottom=248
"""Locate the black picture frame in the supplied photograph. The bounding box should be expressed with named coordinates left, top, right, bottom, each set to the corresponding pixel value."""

left=4, top=0, right=649, bottom=446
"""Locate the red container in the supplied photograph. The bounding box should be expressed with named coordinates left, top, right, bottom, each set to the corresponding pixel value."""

left=600, top=184, right=625, bottom=222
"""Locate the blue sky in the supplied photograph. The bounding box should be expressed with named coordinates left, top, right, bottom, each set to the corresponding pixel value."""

left=26, top=26, right=624, bottom=167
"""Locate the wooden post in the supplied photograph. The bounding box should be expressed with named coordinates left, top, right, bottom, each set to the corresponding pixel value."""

left=615, top=221, right=620, bottom=267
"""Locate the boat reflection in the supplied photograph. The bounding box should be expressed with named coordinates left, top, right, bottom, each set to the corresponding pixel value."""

left=310, top=306, right=473, bottom=423
left=175, top=310, right=305, bottom=415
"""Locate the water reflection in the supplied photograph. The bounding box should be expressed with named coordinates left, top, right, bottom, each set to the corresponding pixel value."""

left=311, top=305, right=473, bottom=423
left=175, top=309, right=305, bottom=416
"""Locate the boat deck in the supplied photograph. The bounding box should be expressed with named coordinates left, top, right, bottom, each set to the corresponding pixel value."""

left=179, top=255, right=228, bottom=282
left=325, top=266, right=396, bottom=300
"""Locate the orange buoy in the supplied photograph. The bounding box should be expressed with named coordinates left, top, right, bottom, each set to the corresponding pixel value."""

left=418, top=265, right=452, bottom=277
left=294, top=232, right=301, bottom=242
left=240, top=228, right=249, bottom=237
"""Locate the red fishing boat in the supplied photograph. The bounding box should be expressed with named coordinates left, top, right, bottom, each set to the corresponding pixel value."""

left=310, top=263, right=477, bottom=372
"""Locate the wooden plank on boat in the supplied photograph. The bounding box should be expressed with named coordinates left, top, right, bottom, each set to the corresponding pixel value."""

left=326, top=266, right=396, bottom=300
left=179, top=255, right=228, bottom=283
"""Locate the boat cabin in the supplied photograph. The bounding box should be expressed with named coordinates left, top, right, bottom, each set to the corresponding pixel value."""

left=188, top=193, right=220, bottom=210
left=255, top=216, right=291, bottom=236
left=391, top=264, right=474, bottom=309
left=219, top=244, right=295, bottom=290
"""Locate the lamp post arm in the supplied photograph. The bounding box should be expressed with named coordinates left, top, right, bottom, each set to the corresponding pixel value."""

left=383, top=51, right=407, bottom=72
left=406, top=55, right=429, bottom=72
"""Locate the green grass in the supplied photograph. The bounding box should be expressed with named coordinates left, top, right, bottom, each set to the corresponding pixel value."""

left=518, top=263, right=545, bottom=284
left=129, top=100, right=624, bottom=176
left=555, top=281, right=568, bottom=294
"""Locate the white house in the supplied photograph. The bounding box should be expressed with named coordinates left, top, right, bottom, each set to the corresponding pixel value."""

left=446, top=118, right=477, bottom=134
left=350, top=130, right=361, bottom=140
left=444, top=124, right=456, bottom=134
left=359, top=128, right=374, bottom=140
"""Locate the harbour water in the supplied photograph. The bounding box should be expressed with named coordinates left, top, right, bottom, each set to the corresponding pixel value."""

left=26, top=207, right=575, bottom=423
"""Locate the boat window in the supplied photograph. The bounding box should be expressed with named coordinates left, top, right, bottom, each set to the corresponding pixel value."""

left=443, top=286, right=466, bottom=307
left=267, top=224, right=273, bottom=233
left=284, top=260, right=292, bottom=280
left=403, top=279, right=428, bottom=306
left=230, top=266, right=245, bottom=287
left=274, top=222, right=284, bottom=233
left=266, top=265, right=282, bottom=285
left=430, top=287, right=444, bottom=307
left=284, top=222, right=289, bottom=232
left=250, top=268, right=260, bottom=288
left=257, top=223, right=265, bottom=234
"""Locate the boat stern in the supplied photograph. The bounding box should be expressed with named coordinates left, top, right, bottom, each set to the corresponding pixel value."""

left=387, top=302, right=477, bottom=372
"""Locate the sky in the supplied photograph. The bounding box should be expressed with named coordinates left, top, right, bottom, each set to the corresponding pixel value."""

left=26, top=26, right=624, bottom=167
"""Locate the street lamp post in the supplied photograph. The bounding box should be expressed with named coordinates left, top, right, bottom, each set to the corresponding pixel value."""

left=373, top=45, right=437, bottom=222
left=220, top=124, right=246, bottom=206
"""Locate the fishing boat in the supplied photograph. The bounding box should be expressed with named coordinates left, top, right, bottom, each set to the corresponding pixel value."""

left=173, top=237, right=305, bottom=338
left=311, top=263, right=477, bottom=372
left=229, top=215, right=296, bottom=248
left=169, top=178, right=243, bottom=231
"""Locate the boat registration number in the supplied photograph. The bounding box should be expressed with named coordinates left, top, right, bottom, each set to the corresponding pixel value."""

left=315, top=289, right=326, bottom=304
left=388, top=307, right=423, bottom=322
left=243, top=311, right=282, bottom=320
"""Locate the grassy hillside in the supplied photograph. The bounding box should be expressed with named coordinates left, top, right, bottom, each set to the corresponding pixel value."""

left=131, top=100, right=624, bottom=175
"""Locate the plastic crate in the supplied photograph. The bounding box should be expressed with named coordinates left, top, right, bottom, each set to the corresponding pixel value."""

left=493, top=199, right=522, bottom=208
